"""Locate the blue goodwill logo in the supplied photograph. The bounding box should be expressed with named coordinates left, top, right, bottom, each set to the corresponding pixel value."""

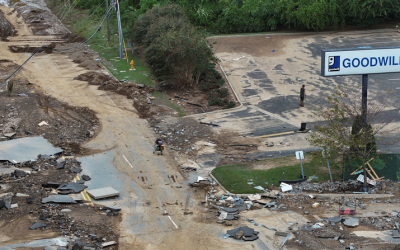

left=328, top=56, right=340, bottom=72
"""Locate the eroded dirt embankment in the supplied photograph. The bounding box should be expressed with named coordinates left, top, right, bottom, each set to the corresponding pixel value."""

left=0, top=9, right=17, bottom=40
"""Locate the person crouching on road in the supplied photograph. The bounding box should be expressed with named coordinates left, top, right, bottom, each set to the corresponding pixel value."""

left=155, top=138, right=163, bottom=151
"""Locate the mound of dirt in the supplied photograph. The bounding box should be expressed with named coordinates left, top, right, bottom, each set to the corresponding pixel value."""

left=68, top=49, right=103, bottom=70
left=0, top=9, right=17, bottom=40
left=75, top=71, right=160, bottom=118
left=75, top=71, right=116, bottom=85
left=8, top=42, right=55, bottom=53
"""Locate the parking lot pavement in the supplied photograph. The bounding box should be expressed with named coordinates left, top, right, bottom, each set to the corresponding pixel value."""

left=209, top=30, right=400, bottom=126
left=199, top=105, right=298, bottom=137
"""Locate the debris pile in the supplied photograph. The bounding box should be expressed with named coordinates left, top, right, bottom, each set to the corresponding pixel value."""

left=0, top=86, right=99, bottom=152
left=0, top=152, right=119, bottom=249
left=288, top=179, right=396, bottom=194
left=206, top=191, right=281, bottom=225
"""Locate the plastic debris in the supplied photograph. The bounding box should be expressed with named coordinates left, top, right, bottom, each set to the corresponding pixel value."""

left=38, top=121, right=49, bottom=126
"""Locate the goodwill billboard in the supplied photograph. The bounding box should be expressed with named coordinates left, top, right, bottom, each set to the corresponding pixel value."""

left=321, top=47, right=400, bottom=76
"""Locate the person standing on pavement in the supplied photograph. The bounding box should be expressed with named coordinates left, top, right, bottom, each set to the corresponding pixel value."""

left=300, top=84, right=306, bottom=107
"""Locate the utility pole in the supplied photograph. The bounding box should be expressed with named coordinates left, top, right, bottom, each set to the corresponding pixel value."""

left=106, top=0, right=110, bottom=42
left=116, top=0, right=123, bottom=59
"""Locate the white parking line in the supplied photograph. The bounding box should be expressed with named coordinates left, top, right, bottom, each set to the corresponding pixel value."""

left=122, top=155, right=133, bottom=168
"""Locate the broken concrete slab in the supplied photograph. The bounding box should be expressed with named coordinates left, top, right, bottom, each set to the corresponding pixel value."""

left=30, top=222, right=47, bottom=230
left=222, top=207, right=239, bottom=213
left=0, top=136, right=62, bottom=163
left=392, top=230, right=400, bottom=238
left=325, top=217, right=343, bottom=223
left=69, top=193, right=86, bottom=202
left=42, top=195, right=77, bottom=204
left=225, top=214, right=235, bottom=220
left=87, top=187, right=119, bottom=199
left=275, top=231, right=289, bottom=237
left=58, top=183, right=87, bottom=193
left=243, top=235, right=258, bottom=241
left=104, top=206, right=121, bottom=211
left=227, top=226, right=255, bottom=237
left=343, top=217, right=359, bottom=227
left=42, top=182, right=61, bottom=188
left=3, top=132, right=16, bottom=138
left=81, top=175, right=91, bottom=181
left=70, top=168, right=82, bottom=173
left=102, top=241, right=117, bottom=247
left=38, top=154, right=51, bottom=159
left=0, top=193, right=13, bottom=203
left=57, top=162, right=65, bottom=169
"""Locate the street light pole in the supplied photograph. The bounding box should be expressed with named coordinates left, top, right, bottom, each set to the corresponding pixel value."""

left=116, top=0, right=123, bottom=59
left=106, top=0, right=110, bottom=42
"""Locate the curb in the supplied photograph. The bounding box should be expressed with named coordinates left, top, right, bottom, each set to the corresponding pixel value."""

left=209, top=173, right=231, bottom=194
left=185, top=45, right=245, bottom=118
left=208, top=28, right=398, bottom=39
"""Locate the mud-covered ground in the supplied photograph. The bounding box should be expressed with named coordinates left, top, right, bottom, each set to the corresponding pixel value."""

left=0, top=155, right=119, bottom=249
left=0, top=60, right=99, bottom=155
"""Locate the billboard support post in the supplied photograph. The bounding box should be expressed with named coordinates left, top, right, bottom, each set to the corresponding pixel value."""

left=361, top=74, right=368, bottom=127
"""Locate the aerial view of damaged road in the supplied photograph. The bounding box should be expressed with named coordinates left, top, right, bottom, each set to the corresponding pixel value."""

left=2, top=0, right=400, bottom=250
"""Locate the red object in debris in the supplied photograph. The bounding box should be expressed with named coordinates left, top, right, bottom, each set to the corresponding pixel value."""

left=339, top=209, right=355, bottom=215
left=339, top=196, right=356, bottom=215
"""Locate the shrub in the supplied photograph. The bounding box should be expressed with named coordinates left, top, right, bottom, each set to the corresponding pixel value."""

left=144, top=25, right=217, bottom=88
left=207, top=88, right=233, bottom=108
left=200, top=66, right=224, bottom=91
left=132, top=4, right=218, bottom=89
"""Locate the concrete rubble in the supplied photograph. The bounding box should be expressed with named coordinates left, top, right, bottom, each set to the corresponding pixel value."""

left=0, top=150, right=120, bottom=249
left=343, top=218, right=359, bottom=227
left=288, top=178, right=397, bottom=194
left=87, top=187, right=120, bottom=199
left=226, top=226, right=259, bottom=241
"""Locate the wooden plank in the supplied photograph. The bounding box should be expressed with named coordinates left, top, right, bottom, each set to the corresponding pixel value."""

left=367, top=162, right=380, bottom=180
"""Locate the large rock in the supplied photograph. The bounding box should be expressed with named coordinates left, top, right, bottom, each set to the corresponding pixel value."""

left=234, top=230, right=244, bottom=240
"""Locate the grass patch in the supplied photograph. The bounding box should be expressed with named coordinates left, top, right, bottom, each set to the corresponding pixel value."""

left=47, top=2, right=153, bottom=86
left=212, top=153, right=341, bottom=194
left=151, top=91, right=185, bottom=117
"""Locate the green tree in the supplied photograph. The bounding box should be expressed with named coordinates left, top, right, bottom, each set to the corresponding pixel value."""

left=307, top=85, right=399, bottom=190
left=144, top=25, right=217, bottom=88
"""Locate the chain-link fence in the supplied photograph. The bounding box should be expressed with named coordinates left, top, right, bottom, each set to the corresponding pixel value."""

left=342, top=154, right=400, bottom=181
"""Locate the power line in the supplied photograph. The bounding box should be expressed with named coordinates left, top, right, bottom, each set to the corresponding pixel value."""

left=0, top=46, right=46, bottom=89
left=54, top=5, right=114, bottom=52
left=74, top=0, right=107, bottom=30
